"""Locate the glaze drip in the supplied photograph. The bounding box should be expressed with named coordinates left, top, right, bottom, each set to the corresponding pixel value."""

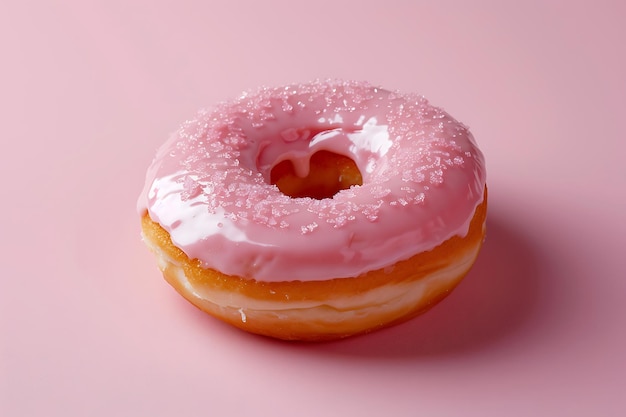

left=270, top=150, right=363, bottom=200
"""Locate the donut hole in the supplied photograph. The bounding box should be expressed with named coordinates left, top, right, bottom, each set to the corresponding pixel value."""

left=270, top=151, right=363, bottom=199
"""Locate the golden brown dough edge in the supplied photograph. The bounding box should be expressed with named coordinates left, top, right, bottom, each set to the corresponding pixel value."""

left=141, top=187, right=487, bottom=341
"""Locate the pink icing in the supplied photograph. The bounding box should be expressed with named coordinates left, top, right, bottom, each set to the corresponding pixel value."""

left=138, top=80, right=486, bottom=282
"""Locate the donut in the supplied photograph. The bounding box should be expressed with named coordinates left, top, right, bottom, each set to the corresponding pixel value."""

left=138, top=80, right=487, bottom=341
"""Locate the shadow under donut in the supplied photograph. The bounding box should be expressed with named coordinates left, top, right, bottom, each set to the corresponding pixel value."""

left=305, top=209, right=542, bottom=358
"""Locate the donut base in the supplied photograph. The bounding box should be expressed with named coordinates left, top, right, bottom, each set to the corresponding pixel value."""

left=141, top=188, right=487, bottom=341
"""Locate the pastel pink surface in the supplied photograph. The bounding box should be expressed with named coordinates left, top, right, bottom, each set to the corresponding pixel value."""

left=1, top=1, right=625, bottom=416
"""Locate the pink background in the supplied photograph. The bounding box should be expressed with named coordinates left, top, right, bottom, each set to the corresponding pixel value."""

left=2, top=1, right=625, bottom=415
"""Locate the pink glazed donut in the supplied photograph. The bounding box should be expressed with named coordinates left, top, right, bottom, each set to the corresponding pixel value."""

left=139, top=80, right=487, bottom=341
